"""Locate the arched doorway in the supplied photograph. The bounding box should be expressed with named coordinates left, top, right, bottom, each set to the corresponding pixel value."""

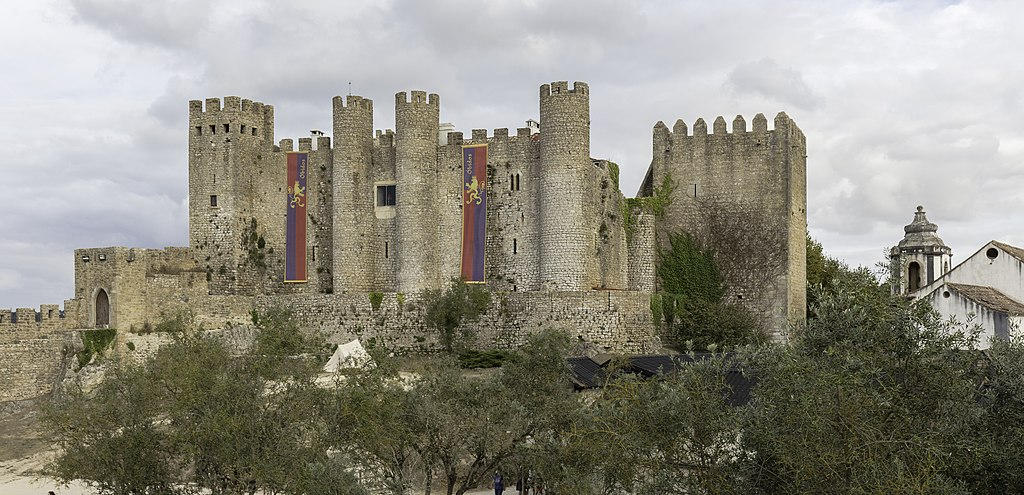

left=95, top=289, right=110, bottom=328
left=908, top=262, right=922, bottom=292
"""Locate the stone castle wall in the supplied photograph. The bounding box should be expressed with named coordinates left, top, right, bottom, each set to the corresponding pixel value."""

left=255, top=290, right=660, bottom=354
left=0, top=332, right=75, bottom=402
left=647, top=112, right=807, bottom=337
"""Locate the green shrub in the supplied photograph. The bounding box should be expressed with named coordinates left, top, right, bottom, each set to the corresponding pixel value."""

left=153, top=311, right=192, bottom=333
left=650, top=293, right=663, bottom=326
left=76, top=328, right=117, bottom=369
left=655, top=230, right=763, bottom=351
left=369, top=292, right=384, bottom=311
left=457, top=349, right=512, bottom=369
left=423, top=278, right=492, bottom=352
left=126, top=341, right=136, bottom=352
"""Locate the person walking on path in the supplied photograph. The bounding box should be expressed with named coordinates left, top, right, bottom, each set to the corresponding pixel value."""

left=493, top=471, right=505, bottom=495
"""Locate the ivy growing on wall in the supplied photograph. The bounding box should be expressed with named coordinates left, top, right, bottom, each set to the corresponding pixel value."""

left=606, top=161, right=620, bottom=190
left=241, top=218, right=267, bottom=270
left=654, top=230, right=764, bottom=351
left=76, top=328, right=117, bottom=369
left=622, top=173, right=676, bottom=242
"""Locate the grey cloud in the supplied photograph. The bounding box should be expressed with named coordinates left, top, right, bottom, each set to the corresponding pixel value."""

left=69, top=0, right=212, bottom=50
left=726, top=58, right=820, bottom=110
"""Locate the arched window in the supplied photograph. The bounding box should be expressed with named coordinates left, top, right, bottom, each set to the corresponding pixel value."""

left=95, top=289, right=110, bottom=328
left=908, top=262, right=922, bottom=292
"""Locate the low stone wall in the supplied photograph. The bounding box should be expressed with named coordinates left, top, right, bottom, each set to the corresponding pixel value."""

left=257, top=290, right=661, bottom=353
left=2, top=290, right=660, bottom=403
left=0, top=334, right=75, bottom=402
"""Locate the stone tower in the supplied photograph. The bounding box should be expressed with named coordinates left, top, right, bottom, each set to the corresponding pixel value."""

left=332, top=95, right=375, bottom=292
left=891, top=205, right=952, bottom=295
left=644, top=111, right=807, bottom=337
left=394, top=91, right=440, bottom=293
left=187, top=96, right=274, bottom=293
left=538, top=81, right=590, bottom=290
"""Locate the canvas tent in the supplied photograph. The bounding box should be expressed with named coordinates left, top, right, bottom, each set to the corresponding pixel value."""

left=323, top=339, right=373, bottom=372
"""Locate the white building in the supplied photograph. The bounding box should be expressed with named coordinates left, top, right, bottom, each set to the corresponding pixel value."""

left=892, top=206, right=1024, bottom=347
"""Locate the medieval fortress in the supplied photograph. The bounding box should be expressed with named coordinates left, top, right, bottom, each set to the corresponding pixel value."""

left=0, top=81, right=807, bottom=401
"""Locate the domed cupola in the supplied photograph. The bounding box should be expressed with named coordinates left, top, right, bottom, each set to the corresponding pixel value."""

left=891, top=206, right=952, bottom=295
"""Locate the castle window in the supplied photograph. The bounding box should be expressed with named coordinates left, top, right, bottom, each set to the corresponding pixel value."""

left=223, top=124, right=230, bottom=133
left=376, top=185, right=396, bottom=206
left=195, top=126, right=203, bottom=136
left=515, top=173, right=521, bottom=191
left=385, top=241, right=389, bottom=259
left=210, top=195, right=218, bottom=207
left=240, top=124, right=246, bottom=133
left=311, top=246, right=316, bottom=261
left=693, top=183, right=698, bottom=198
left=510, top=174, right=514, bottom=191
left=513, top=238, right=518, bottom=254
left=252, top=127, right=257, bottom=136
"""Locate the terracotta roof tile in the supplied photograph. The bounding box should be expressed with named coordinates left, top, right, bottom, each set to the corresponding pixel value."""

left=947, top=283, right=1024, bottom=316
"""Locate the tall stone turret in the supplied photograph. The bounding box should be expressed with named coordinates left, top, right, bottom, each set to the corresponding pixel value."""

left=187, top=96, right=274, bottom=294
left=538, top=81, right=590, bottom=290
left=332, top=95, right=375, bottom=292
left=394, top=91, right=440, bottom=292
left=891, top=205, right=952, bottom=295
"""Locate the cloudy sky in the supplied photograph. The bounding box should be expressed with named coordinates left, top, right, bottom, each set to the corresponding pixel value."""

left=1, top=0, right=1022, bottom=308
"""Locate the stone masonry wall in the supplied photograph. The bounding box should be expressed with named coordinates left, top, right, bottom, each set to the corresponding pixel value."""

left=650, top=113, right=807, bottom=338
left=0, top=332, right=74, bottom=402
left=255, top=290, right=661, bottom=354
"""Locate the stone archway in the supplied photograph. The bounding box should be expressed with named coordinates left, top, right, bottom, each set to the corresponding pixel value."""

left=908, top=262, right=922, bottom=292
left=95, top=289, right=110, bottom=328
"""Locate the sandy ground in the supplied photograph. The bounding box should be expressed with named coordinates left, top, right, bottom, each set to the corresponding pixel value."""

left=0, top=403, right=88, bottom=494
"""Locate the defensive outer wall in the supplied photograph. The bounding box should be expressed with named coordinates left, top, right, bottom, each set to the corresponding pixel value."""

left=1, top=80, right=807, bottom=403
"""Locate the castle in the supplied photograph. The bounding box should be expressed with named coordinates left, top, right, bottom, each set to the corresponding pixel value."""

left=0, top=81, right=807, bottom=387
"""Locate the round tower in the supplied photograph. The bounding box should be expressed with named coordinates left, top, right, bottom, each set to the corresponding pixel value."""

left=890, top=205, right=952, bottom=295
left=332, top=95, right=375, bottom=292
left=394, top=90, right=440, bottom=293
left=538, top=81, right=590, bottom=290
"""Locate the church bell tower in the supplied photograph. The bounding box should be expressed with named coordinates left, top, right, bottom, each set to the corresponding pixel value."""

left=890, top=205, right=952, bottom=295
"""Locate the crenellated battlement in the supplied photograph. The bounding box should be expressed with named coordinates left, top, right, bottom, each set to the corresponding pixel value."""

left=334, top=94, right=373, bottom=112
left=188, top=96, right=274, bottom=143
left=441, top=127, right=526, bottom=147
left=540, top=80, right=589, bottom=97
left=655, top=112, right=805, bottom=146
left=189, top=97, right=272, bottom=117
left=0, top=302, right=74, bottom=343
left=395, top=90, right=440, bottom=107
left=374, top=129, right=395, bottom=147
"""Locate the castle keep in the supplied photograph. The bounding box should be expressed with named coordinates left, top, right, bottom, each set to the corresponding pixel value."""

left=1, top=81, right=808, bottom=393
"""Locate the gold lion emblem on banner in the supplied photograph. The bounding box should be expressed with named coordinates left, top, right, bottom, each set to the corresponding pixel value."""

left=289, top=181, right=306, bottom=208
left=465, top=176, right=483, bottom=205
